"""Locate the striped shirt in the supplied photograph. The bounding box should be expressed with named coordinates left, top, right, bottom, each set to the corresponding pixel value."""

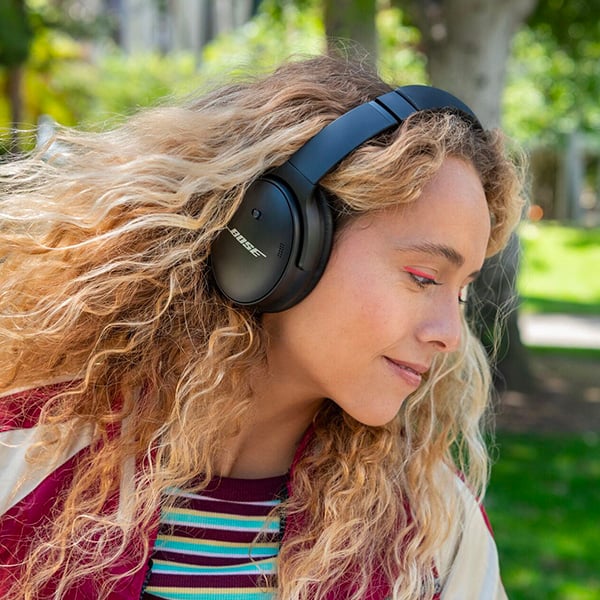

left=141, top=474, right=288, bottom=600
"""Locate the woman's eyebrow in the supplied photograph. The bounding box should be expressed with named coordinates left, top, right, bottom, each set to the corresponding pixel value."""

left=397, top=241, right=465, bottom=267
left=397, top=241, right=482, bottom=280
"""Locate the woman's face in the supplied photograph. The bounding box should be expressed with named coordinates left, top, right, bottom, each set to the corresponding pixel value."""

left=262, top=157, right=491, bottom=427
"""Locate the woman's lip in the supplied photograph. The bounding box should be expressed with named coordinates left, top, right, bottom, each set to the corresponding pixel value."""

left=386, top=358, right=429, bottom=374
left=384, top=357, right=427, bottom=388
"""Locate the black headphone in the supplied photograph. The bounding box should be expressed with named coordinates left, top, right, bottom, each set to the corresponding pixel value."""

left=210, top=85, right=480, bottom=313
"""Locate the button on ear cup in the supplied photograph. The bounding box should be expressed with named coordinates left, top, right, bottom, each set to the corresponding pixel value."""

left=211, top=177, right=300, bottom=306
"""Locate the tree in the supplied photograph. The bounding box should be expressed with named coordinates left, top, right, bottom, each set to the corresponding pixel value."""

left=528, top=0, right=600, bottom=89
left=0, top=0, right=33, bottom=152
left=401, top=0, right=537, bottom=127
left=324, top=0, right=377, bottom=63
left=506, top=1, right=600, bottom=222
left=0, top=0, right=114, bottom=153
left=505, top=1, right=600, bottom=145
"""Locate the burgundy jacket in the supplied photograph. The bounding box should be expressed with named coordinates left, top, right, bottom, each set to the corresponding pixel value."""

left=0, top=383, right=504, bottom=599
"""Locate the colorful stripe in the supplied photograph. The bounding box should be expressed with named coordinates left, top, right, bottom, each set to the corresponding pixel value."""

left=161, top=508, right=280, bottom=532
left=150, top=558, right=277, bottom=576
left=141, top=474, right=287, bottom=600
left=143, top=589, right=274, bottom=600
left=152, top=535, right=279, bottom=559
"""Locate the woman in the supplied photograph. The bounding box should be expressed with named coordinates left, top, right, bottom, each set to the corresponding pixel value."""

left=0, top=55, right=524, bottom=599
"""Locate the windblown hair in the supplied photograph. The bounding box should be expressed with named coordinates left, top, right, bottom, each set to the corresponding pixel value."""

left=0, top=55, right=524, bottom=599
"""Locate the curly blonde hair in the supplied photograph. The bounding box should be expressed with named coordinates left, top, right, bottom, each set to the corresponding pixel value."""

left=0, top=55, right=524, bottom=599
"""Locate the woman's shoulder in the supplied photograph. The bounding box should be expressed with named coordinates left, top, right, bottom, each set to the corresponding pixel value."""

left=436, top=475, right=508, bottom=599
left=0, top=377, right=80, bottom=431
left=0, top=379, right=93, bottom=516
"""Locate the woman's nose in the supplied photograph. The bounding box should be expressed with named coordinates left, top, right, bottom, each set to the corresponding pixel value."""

left=416, top=301, right=463, bottom=353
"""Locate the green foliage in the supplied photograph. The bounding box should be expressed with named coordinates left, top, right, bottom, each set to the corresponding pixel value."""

left=377, top=5, right=426, bottom=84
left=518, top=222, right=600, bottom=313
left=0, top=0, right=430, bottom=147
left=20, top=27, right=90, bottom=128
left=200, top=0, right=426, bottom=84
left=27, top=0, right=114, bottom=40
left=83, top=51, right=202, bottom=125
left=0, top=0, right=329, bottom=147
left=261, top=0, right=319, bottom=22
left=4, top=0, right=600, bottom=153
left=487, top=432, right=600, bottom=600
left=0, top=37, right=205, bottom=147
left=529, top=0, right=600, bottom=61
left=527, top=346, right=600, bottom=361
left=200, top=0, right=325, bottom=79
left=504, top=1, right=600, bottom=145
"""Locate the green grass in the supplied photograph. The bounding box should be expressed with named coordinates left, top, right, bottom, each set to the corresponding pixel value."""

left=518, top=222, right=600, bottom=314
left=486, top=432, right=600, bottom=600
left=528, top=346, right=600, bottom=360
left=488, top=224, right=600, bottom=598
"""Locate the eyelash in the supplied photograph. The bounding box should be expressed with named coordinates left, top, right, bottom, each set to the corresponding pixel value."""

left=404, top=267, right=468, bottom=304
left=404, top=267, right=441, bottom=288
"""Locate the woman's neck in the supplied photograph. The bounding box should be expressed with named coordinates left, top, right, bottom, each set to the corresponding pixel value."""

left=214, top=368, right=323, bottom=479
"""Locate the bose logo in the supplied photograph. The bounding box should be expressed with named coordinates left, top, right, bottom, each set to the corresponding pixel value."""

left=227, top=227, right=267, bottom=258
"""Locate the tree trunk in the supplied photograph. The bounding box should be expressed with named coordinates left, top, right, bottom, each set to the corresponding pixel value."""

left=467, top=233, right=535, bottom=393
left=120, top=0, right=160, bottom=53
left=6, top=66, right=23, bottom=153
left=402, top=0, right=539, bottom=392
left=404, top=0, right=537, bottom=127
left=557, top=131, right=584, bottom=223
left=213, top=0, right=255, bottom=35
left=324, top=0, right=377, bottom=65
left=170, top=0, right=208, bottom=54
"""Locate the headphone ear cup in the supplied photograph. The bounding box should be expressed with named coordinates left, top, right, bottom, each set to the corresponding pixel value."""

left=249, top=185, right=334, bottom=312
left=286, top=186, right=333, bottom=305
left=211, top=179, right=334, bottom=313
left=211, top=177, right=301, bottom=309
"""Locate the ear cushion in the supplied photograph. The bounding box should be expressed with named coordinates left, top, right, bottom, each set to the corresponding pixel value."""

left=210, top=178, right=333, bottom=312
left=269, top=186, right=333, bottom=312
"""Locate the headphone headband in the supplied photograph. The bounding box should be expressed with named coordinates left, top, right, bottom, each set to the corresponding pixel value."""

left=275, top=85, right=481, bottom=190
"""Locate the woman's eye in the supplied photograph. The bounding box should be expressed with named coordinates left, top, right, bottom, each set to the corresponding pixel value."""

left=458, top=286, right=469, bottom=305
left=403, top=267, right=440, bottom=288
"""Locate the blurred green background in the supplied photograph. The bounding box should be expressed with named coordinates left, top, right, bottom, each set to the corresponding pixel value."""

left=487, top=220, right=600, bottom=599
left=2, top=1, right=599, bottom=598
